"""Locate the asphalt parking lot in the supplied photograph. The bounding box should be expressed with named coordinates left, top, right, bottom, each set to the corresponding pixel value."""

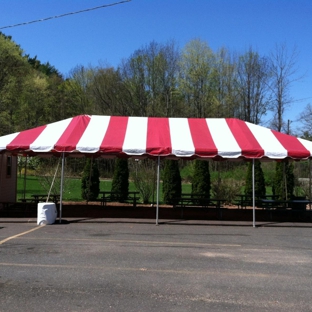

left=1, top=218, right=312, bottom=312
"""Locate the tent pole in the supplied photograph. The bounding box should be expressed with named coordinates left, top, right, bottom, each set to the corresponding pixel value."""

left=156, top=156, right=160, bottom=225
left=309, top=159, right=311, bottom=210
left=0, top=155, right=2, bottom=199
left=47, top=158, right=60, bottom=202
left=59, top=153, right=65, bottom=224
left=152, top=160, right=156, bottom=206
left=252, top=159, right=256, bottom=228
left=23, top=156, right=28, bottom=201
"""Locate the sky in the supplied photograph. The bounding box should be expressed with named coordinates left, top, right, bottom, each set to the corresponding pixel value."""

left=1, top=0, right=312, bottom=132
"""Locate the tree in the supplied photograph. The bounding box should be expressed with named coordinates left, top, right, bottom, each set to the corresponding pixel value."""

left=0, top=32, right=30, bottom=134
left=144, top=40, right=181, bottom=116
left=66, top=65, right=95, bottom=115
left=16, top=71, right=49, bottom=130
left=81, top=158, right=100, bottom=202
left=191, top=160, right=211, bottom=200
left=44, top=74, right=75, bottom=123
left=119, top=40, right=181, bottom=117
left=213, top=47, right=238, bottom=118
left=130, top=159, right=155, bottom=204
left=111, top=158, right=129, bottom=202
left=120, top=51, right=148, bottom=116
left=88, top=65, right=132, bottom=116
left=269, top=43, right=300, bottom=133
left=273, top=161, right=294, bottom=200
left=267, top=45, right=299, bottom=203
left=178, top=39, right=217, bottom=118
left=0, top=32, right=73, bottom=133
left=27, top=55, right=61, bottom=77
left=298, top=103, right=312, bottom=139
left=14, top=64, right=72, bottom=130
left=244, top=160, right=266, bottom=201
left=162, top=160, right=181, bottom=205
left=235, top=47, right=270, bottom=124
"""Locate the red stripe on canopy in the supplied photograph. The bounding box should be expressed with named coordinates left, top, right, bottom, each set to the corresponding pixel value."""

left=272, top=130, right=310, bottom=159
left=100, top=116, right=128, bottom=153
left=54, top=115, right=91, bottom=152
left=188, top=118, right=218, bottom=157
left=6, top=125, right=46, bottom=151
left=146, top=117, right=171, bottom=155
left=226, top=119, right=265, bottom=158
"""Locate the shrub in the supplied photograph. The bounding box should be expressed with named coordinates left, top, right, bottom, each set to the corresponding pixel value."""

left=273, top=161, right=294, bottom=200
left=130, top=159, right=155, bottom=204
left=81, top=158, right=100, bottom=201
left=179, top=161, right=194, bottom=183
left=111, top=158, right=129, bottom=202
left=162, top=160, right=181, bottom=205
left=191, top=160, right=211, bottom=200
left=211, top=178, right=243, bottom=204
left=244, top=160, right=266, bottom=199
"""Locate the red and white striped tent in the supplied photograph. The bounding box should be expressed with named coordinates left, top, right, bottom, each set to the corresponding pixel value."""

left=1, top=115, right=312, bottom=226
left=1, top=114, right=312, bottom=159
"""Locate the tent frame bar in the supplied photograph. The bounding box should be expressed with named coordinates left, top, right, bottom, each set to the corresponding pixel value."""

left=59, top=152, right=65, bottom=223
left=252, top=159, right=256, bottom=227
left=156, top=156, right=160, bottom=225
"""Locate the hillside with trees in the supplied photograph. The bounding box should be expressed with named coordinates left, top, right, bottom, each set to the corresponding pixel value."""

left=2, top=32, right=310, bottom=203
left=1, top=33, right=304, bottom=135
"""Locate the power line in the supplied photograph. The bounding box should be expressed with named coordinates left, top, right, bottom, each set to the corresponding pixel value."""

left=0, top=0, right=131, bottom=30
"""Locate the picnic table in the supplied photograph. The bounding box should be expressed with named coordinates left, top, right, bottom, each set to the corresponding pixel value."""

left=19, top=194, right=60, bottom=205
left=261, top=198, right=312, bottom=210
left=32, top=194, right=60, bottom=204
left=98, top=191, right=140, bottom=208
left=235, top=194, right=278, bottom=209
left=174, top=193, right=226, bottom=219
left=260, top=197, right=312, bottom=221
left=174, top=193, right=210, bottom=208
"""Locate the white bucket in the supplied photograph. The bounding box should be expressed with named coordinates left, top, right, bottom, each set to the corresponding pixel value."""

left=37, top=202, right=57, bottom=225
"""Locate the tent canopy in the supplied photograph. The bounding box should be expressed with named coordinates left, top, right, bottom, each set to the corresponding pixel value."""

left=0, top=114, right=312, bottom=160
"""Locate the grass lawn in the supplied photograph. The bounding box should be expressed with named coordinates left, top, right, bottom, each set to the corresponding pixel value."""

left=17, top=176, right=117, bottom=202
left=17, top=175, right=192, bottom=203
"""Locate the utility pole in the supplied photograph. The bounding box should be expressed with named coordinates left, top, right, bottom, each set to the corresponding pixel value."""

left=287, top=119, right=292, bottom=134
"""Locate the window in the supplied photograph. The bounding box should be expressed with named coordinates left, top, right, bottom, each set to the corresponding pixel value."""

left=6, top=156, right=12, bottom=177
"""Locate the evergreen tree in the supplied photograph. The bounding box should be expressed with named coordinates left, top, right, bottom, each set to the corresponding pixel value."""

left=191, top=160, right=211, bottom=200
left=111, top=158, right=129, bottom=202
left=81, top=158, right=100, bottom=201
left=162, top=160, right=181, bottom=205
left=244, top=160, right=266, bottom=200
left=286, top=161, right=295, bottom=198
left=273, top=160, right=294, bottom=200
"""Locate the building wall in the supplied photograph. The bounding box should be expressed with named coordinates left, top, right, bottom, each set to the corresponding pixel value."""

left=0, top=154, right=17, bottom=202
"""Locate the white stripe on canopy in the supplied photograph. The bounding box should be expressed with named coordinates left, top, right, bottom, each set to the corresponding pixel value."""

left=0, top=132, right=19, bottom=151
left=123, top=116, right=148, bottom=155
left=246, top=122, right=287, bottom=159
left=30, top=118, right=73, bottom=152
left=298, top=138, right=312, bottom=157
left=169, top=118, right=195, bottom=157
left=77, top=115, right=110, bottom=153
left=207, top=118, right=242, bottom=158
